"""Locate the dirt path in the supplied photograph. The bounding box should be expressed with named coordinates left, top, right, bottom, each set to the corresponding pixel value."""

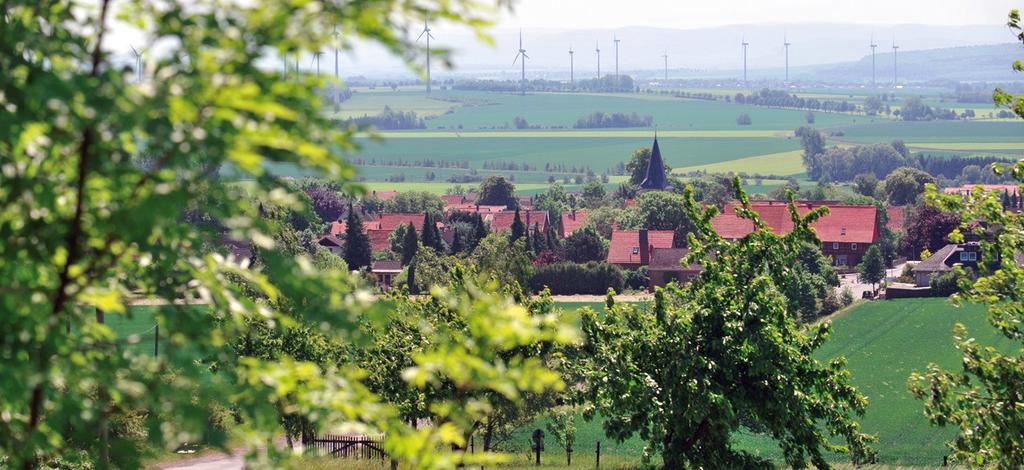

left=151, top=450, right=244, bottom=470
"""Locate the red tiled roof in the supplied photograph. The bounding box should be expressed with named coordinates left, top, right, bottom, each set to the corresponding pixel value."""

left=372, top=260, right=403, bottom=272
left=607, top=230, right=674, bottom=265
left=369, top=190, right=400, bottom=201
left=367, top=213, right=426, bottom=232
left=486, top=210, right=549, bottom=233
left=711, top=202, right=879, bottom=244
left=367, top=229, right=393, bottom=253
left=886, top=206, right=907, bottom=233
left=560, top=210, right=589, bottom=237
left=329, top=221, right=347, bottom=237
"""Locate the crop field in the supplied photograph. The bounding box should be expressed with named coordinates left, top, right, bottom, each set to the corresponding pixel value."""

left=835, top=120, right=1024, bottom=144
left=673, top=149, right=805, bottom=176
left=510, top=298, right=1014, bottom=467
left=353, top=135, right=802, bottom=174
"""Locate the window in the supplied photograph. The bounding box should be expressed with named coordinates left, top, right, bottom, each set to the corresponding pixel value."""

left=833, top=242, right=840, bottom=250
left=632, top=247, right=639, bottom=255
left=851, top=243, right=858, bottom=251
left=836, top=254, right=848, bottom=266
left=841, top=227, right=847, bottom=236
left=960, top=251, right=977, bottom=262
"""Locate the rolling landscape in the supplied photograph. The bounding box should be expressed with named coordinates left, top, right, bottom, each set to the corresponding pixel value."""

left=5, top=0, right=1024, bottom=469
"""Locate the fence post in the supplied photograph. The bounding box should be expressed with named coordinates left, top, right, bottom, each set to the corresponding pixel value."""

left=595, top=441, right=600, bottom=469
left=154, top=324, right=160, bottom=357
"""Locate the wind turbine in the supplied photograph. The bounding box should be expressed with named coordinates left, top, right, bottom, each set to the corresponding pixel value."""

left=417, top=20, right=435, bottom=93
left=595, top=42, right=601, bottom=78
left=334, top=26, right=341, bottom=112
left=783, top=33, right=791, bottom=84
left=512, top=30, right=529, bottom=96
left=312, top=51, right=324, bottom=75
left=569, top=46, right=575, bottom=89
left=662, top=50, right=668, bottom=81
left=130, top=45, right=142, bottom=83
left=892, top=38, right=899, bottom=88
left=613, top=35, right=621, bottom=86
left=870, top=34, right=878, bottom=87
left=741, top=37, right=749, bottom=84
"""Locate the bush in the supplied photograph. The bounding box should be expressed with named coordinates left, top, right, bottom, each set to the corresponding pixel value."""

left=840, top=287, right=855, bottom=307
left=623, top=267, right=649, bottom=291
left=736, top=114, right=752, bottom=126
left=529, top=262, right=624, bottom=295
left=819, top=291, right=843, bottom=317
left=930, top=270, right=969, bottom=297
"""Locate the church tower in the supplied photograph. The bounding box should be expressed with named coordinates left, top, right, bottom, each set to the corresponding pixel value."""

left=639, top=135, right=672, bottom=192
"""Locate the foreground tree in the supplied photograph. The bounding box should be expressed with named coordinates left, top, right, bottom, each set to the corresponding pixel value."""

left=582, top=181, right=873, bottom=468
left=0, top=0, right=572, bottom=468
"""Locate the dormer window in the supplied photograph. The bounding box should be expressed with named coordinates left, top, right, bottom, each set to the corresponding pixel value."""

left=960, top=251, right=977, bottom=262
left=632, top=247, right=640, bottom=255
left=840, top=227, right=847, bottom=236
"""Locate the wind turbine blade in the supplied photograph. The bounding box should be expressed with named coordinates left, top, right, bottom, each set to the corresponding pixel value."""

left=428, top=32, right=435, bottom=40
left=417, top=30, right=426, bottom=41
left=513, top=53, right=520, bottom=65
left=523, top=53, right=529, bottom=59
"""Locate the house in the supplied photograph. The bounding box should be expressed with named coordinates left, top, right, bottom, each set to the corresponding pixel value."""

left=318, top=235, right=344, bottom=256
left=517, top=196, right=534, bottom=210
left=445, top=203, right=508, bottom=214
left=648, top=247, right=702, bottom=289
left=942, top=184, right=1021, bottom=198
left=607, top=229, right=674, bottom=269
left=560, top=210, right=588, bottom=237
left=711, top=201, right=879, bottom=268
left=371, top=260, right=403, bottom=290
left=441, top=194, right=467, bottom=207
left=911, top=243, right=982, bottom=287
left=486, top=210, right=550, bottom=234
left=365, top=213, right=427, bottom=232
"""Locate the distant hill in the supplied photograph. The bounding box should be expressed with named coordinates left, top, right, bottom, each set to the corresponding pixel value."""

left=803, top=43, right=1023, bottom=83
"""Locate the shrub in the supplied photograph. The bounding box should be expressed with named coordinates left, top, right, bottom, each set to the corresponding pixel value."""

left=736, top=113, right=752, bottom=126
left=819, top=291, right=843, bottom=317
left=840, top=287, right=855, bottom=307
left=930, top=270, right=969, bottom=297
left=623, top=267, right=649, bottom=291
left=529, top=262, right=624, bottom=295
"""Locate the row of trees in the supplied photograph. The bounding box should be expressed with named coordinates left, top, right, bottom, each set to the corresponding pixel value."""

left=734, top=88, right=858, bottom=113
left=573, top=111, right=653, bottom=129
left=337, top=106, right=427, bottom=130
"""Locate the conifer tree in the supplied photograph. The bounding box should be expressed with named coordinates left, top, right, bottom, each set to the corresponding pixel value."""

left=344, top=204, right=372, bottom=270
left=400, top=223, right=418, bottom=266
left=450, top=229, right=464, bottom=254
left=421, top=212, right=444, bottom=251
left=546, top=223, right=560, bottom=250
left=509, top=208, right=526, bottom=242
left=473, top=214, right=489, bottom=248
left=531, top=222, right=545, bottom=254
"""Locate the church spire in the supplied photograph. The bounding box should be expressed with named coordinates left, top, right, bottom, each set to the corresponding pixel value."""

left=639, top=135, right=671, bottom=191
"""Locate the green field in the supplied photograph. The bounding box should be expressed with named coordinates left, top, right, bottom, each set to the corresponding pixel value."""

left=511, top=298, right=1015, bottom=467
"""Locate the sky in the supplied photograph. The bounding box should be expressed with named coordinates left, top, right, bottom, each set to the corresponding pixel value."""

left=495, top=0, right=1020, bottom=30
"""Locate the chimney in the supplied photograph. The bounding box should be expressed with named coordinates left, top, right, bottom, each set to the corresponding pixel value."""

left=639, top=229, right=650, bottom=265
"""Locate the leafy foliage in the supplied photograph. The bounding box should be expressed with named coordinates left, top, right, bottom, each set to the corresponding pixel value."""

left=581, top=180, right=873, bottom=468
left=857, top=245, right=886, bottom=290
left=477, top=175, right=517, bottom=208
left=0, top=0, right=578, bottom=468
left=626, top=147, right=671, bottom=186
left=529, top=262, right=625, bottom=295
left=563, top=227, right=608, bottom=263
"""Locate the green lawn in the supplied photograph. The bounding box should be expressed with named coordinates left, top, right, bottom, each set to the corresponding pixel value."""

left=514, top=298, right=1015, bottom=467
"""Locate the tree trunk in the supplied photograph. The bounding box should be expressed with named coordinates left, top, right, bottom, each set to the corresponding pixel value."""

left=482, top=420, right=495, bottom=452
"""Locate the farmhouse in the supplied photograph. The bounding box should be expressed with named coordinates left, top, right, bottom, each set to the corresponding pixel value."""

left=711, top=201, right=879, bottom=268
left=607, top=229, right=674, bottom=269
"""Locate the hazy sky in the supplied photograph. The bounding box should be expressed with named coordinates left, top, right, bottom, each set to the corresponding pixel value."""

left=496, top=0, right=1019, bottom=29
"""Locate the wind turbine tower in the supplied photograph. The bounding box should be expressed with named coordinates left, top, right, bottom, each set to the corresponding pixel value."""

left=513, top=30, right=529, bottom=96
left=614, top=35, right=621, bottom=86
left=334, top=27, right=341, bottom=112
left=742, top=37, right=749, bottom=84
left=784, top=34, right=791, bottom=84
left=130, top=45, right=143, bottom=83
left=595, top=42, right=601, bottom=78
left=892, top=39, right=899, bottom=88
left=569, top=46, right=575, bottom=89
left=870, top=35, right=878, bottom=87
left=662, top=50, right=668, bottom=81
left=417, top=21, right=435, bottom=93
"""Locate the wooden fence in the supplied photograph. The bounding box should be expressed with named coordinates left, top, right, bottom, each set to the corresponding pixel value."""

left=302, top=433, right=387, bottom=460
